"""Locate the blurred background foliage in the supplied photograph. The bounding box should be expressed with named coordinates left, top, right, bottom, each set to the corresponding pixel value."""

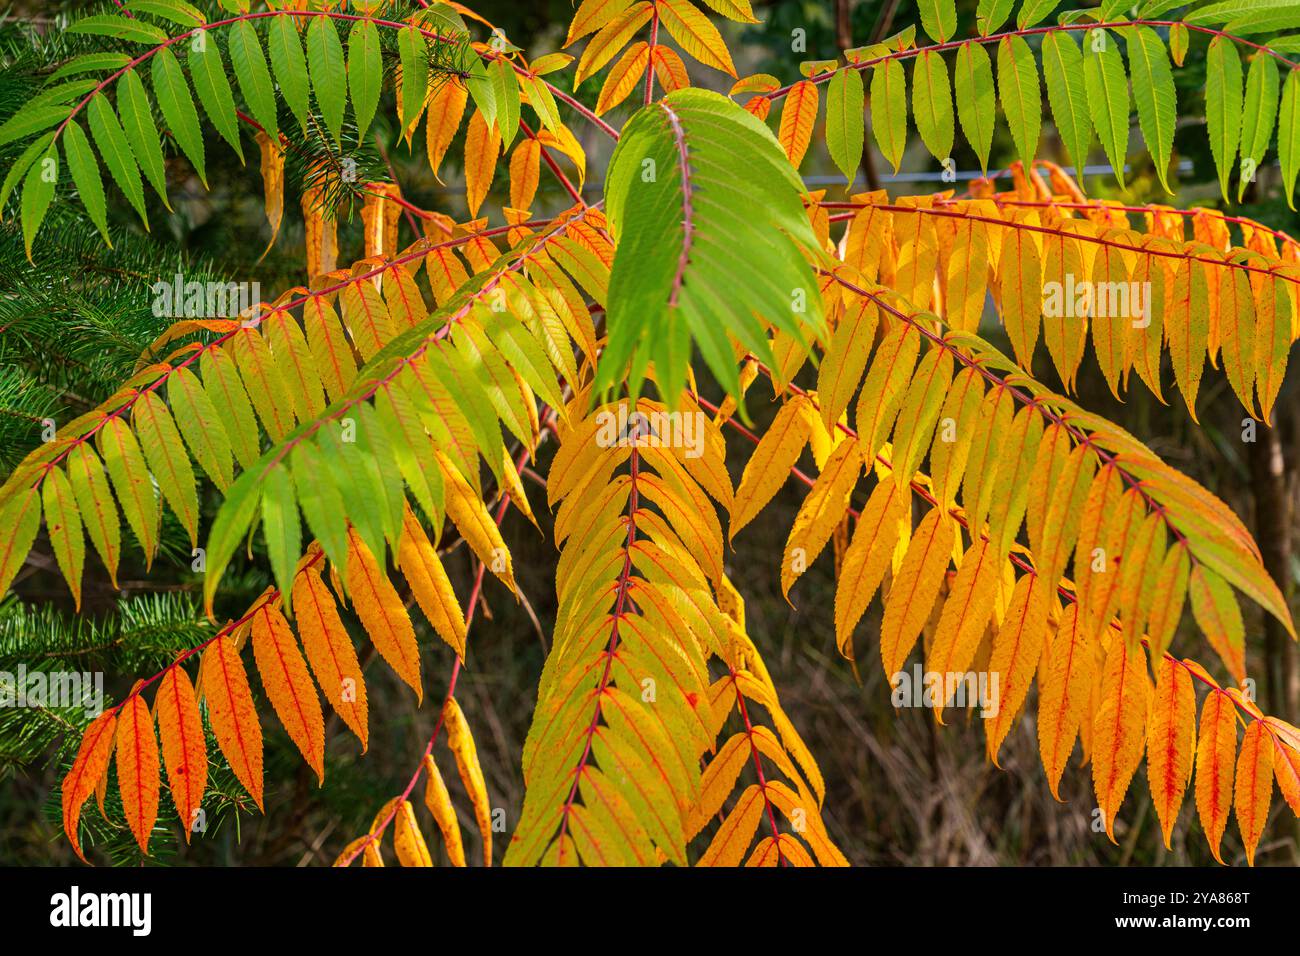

left=0, top=0, right=1297, bottom=866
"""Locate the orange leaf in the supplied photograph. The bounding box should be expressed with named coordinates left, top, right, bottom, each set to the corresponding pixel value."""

left=1270, top=725, right=1300, bottom=817
left=251, top=604, right=326, bottom=783
left=201, top=634, right=264, bottom=810
left=651, top=45, right=690, bottom=92
left=1037, top=603, right=1094, bottom=800
left=1091, top=637, right=1152, bottom=842
left=347, top=529, right=423, bottom=702
left=1146, top=655, right=1195, bottom=849
left=509, top=138, right=541, bottom=210
left=255, top=131, right=285, bottom=256
left=464, top=109, right=501, bottom=218
left=115, top=693, right=160, bottom=854
left=1195, top=688, right=1237, bottom=863
left=156, top=664, right=207, bottom=843
left=1234, top=719, right=1274, bottom=865
left=595, top=42, right=649, bottom=115
left=61, top=710, right=117, bottom=862
left=425, top=78, right=468, bottom=183
left=294, top=567, right=369, bottom=750
left=778, top=80, right=819, bottom=168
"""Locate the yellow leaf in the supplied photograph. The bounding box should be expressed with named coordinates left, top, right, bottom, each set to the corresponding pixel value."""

left=781, top=439, right=862, bottom=598
left=444, top=697, right=493, bottom=866
left=346, top=529, right=423, bottom=703
left=657, top=0, right=737, bottom=76
left=423, top=754, right=467, bottom=866
left=394, top=800, right=433, bottom=867
left=730, top=396, right=813, bottom=540
left=397, top=504, right=467, bottom=658
left=438, top=450, right=516, bottom=592
left=880, top=506, right=955, bottom=678
left=595, top=42, right=649, bottom=115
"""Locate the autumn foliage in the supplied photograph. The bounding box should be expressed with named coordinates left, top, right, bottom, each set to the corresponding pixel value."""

left=2, top=0, right=1300, bottom=868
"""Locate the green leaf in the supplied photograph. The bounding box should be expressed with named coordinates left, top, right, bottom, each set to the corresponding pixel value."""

left=522, top=73, right=561, bottom=133
left=1139, top=0, right=1190, bottom=15
left=188, top=35, right=244, bottom=161
left=1082, top=28, right=1129, bottom=188
left=1016, top=0, right=1059, bottom=28
left=976, top=0, right=1015, bottom=35
left=870, top=59, right=908, bottom=173
left=261, top=463, right=300, bottom=614
left=116, top=69, right=170, bottom=209
left=1239, top=52, right=1280, bottom=200
left=49, top=52, right=132, bottom=85
left=124, top=0, right=204, bottom=27
left=348, top=19, right=382, bottom=144
left=398, top=26, right=429, bottom=129
left=308, top=15, right=346, bottom=143
left=918, top=0, right=957, bottom=42
left=290, top=439, right=350, bottom=574
left=67, top=14, right=169, bottom=44
left=268, top=13, right=311, bottom=133
left=203, top=461, right=263, bottom=615
left=466, top=58, right=499, bottom=132
left=1280, top=67, right=1300, bottom=209
left=87, top=92, right=147, bottom=224
left=601, top=89, right=825, bottom=406
left=1041, top=33, right=1092, bottom=176
left=490, top=57, right=521, bottom=148
left=1188, top=0, right=1300, bottom=29
left=826, top=66, right=865, bottom=185
left=996, top=35, right=1040, bottom=167
left=1206, top=36, right=1243, bottom=202
left=954, top=41, right=995, bottom=174
left=152, top=48, right=206, bottom=186
left=912, top=50, right=953, bottom=162
left=63, top=120, right=110, bottom=243
left=21, top=144, right=57, bottom=260
left=0, top=132, right=54, bottom=212
left=0, top=103, right=72, bottom=148
left=228, top=19, right=279, bottom=143
left=1124, top=26, right=1176, bottom=193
